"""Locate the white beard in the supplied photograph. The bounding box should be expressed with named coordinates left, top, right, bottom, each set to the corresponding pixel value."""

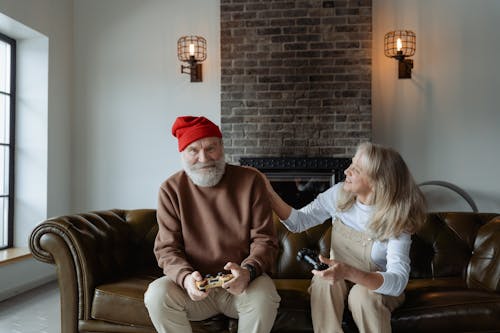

left=182, top=155, right=226, bottom=187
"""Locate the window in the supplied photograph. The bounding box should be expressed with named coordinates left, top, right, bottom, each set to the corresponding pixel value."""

left=0, top=32, right=16, bottom=249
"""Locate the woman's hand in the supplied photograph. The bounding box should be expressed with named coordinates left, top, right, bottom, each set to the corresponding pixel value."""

left=243, top=166, right=292, bottom=220
left=312, top=255, right=349, bottom=284
left=243, top=166, right=274, bottom=193
left=312, top=255, right=384, bottom=290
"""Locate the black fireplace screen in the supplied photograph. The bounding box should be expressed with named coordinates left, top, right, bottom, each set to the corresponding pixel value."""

left=240, top=157, right=351, bottom=209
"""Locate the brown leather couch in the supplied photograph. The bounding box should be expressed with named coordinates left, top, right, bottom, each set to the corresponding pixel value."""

left=30, top=210, right=500, bottom=333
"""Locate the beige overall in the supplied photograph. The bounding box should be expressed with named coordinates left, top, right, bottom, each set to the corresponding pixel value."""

left=309, top=218, right=405, bottom=333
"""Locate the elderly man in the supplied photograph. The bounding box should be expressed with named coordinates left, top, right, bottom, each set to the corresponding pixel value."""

left=144, top=116, right=280, bottom=333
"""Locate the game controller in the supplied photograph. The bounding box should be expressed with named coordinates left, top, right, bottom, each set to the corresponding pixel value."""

left=297, top=248, right=329, bottom=271
left=195, top=272, right=234, bottom=291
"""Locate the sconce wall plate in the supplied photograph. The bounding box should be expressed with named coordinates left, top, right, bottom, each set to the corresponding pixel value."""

left=384, top=30, right=416, bottom=79
left=177, top=36, right=207, bottom=82
left=398, top=59, right=413, bottom=79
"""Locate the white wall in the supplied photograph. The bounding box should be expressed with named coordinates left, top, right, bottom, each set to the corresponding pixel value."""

left=72, top=0, right=221, bottom=212
left=0, top=0, right=74, bottom=220
left=0, top=0, right=73, bottom=299
left=373, top=0, right=500, bottom=212
left=0, top=0, right=220, bottom=299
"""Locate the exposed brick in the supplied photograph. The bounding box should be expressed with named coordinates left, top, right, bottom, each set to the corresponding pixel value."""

left=246, top=68, right=270, bottom=75
left=244, top=132, right=271, bottom=140
left=323, top=1, right=335, bottom=8
left=332, top=1, right=349, bottom=8
left=282, top=9, right=309, bottom=17
left=270, top=36, right=295, bottom=45
left=221, top=0, right=372, bottom=163
left=257, top=27, right=282, bottom=35
left=271, top=19, right=296, bottom=27
left=297, top=18, right=321, bottom=26
left=271, top=2, right=296, bottom=10
left=297, top=34, right=322, bottom=42
left=221, top=4, right=245, bottom=12
left=284, top=43, right=309, bottom=51
left=335, top=8, right=360, bottom=16
left=245, top=20, right=270, bottom=27
left=258, top=11, right=284, bottom=19
left=232, top=11, right=257, bottom=20
left=319, top=147, right=348, bottom=156
left=269, top=83, right=296, bottom=91
left=259, top=139, right=285, bottom=147
left=245, top=3, right=270, bottom=11
left=234, top=139, right=258, bottom=147
left=258, top=76, right=283, bottom=83
left=221, top=100, right=245, bottom=108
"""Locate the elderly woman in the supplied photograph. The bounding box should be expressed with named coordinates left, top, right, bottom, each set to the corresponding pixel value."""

left=263, top=142, right=426, bottom=333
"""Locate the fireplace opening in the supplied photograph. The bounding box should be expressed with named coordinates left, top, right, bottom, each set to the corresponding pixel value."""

left=240, top=157, right=351, bottom=209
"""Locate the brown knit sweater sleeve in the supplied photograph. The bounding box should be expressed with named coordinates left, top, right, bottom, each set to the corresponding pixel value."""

left=154, top=175, right=193, bottom=287
left=240, top=171, right=278, bottom=276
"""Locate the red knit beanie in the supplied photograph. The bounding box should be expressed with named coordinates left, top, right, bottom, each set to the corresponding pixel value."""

left=172, top=116, right=222, bottom=151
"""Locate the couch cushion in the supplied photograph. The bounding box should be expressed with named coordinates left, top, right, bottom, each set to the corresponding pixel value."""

left=405, top=277, right=467, bottom=291
left=92, top=275, right=234, bottom=332
left=274, top=289, right=312, bottom=333
left=392, top=288, right=500, bottom=332
left=92, top=276, right=153, bottom=327
left=92, top=276, right=316, bottom=332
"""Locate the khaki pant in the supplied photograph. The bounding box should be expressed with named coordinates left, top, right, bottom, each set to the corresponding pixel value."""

left=144, top=274, right=280, bottom=333
left=309, top=218, right=405, bottom=333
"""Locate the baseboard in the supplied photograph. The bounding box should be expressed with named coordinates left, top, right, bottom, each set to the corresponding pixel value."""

left=0, top=258, right=57, bottom=302
left=0, top=274, right=56, bottom=302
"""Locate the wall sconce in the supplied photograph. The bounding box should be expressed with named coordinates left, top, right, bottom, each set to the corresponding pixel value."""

left=384, top=30, right=416, bottom=79
left=177, top=36, right=207, bottom=82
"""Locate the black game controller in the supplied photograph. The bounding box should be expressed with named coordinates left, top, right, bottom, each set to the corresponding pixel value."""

left=297, top=248, right=329, bottom=271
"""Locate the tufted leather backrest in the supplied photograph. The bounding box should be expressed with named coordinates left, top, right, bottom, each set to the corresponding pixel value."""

left=271, top=211, right=500, bottom=291
left=118, top=209, right=160, bottom=274
left=111, top=210, right=499, bottom=291
left=466, top=215, right=500, bottom=291
left=62, top=209, right=160, bottom=282
left=410, top=212, right=497, bottom=281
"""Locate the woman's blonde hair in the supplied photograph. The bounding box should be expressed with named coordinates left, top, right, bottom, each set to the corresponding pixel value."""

left=337, top=142, right=426, bottom=240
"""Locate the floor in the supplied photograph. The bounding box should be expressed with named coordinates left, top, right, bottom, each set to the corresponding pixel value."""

left=0, top=281, right=60, bottom=333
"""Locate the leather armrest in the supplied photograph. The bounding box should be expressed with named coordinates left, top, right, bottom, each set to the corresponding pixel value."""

left=467, top=215, right=500, bottom=291
left=29, top=209, right=158, bottom=321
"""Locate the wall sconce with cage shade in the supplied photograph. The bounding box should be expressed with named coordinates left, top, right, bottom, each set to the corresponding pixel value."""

left=177, top=36, right=207, bottom=82
left=384, top=30, right=416, bottom=79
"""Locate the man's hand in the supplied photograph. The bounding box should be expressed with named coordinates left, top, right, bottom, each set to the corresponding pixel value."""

left=183, top=271, right=210, bottom=301
left=222, top=262, right=251, bottom=295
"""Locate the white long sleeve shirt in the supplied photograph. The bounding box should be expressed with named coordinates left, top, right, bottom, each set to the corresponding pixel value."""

left=282, top=183, right=412, bottom=296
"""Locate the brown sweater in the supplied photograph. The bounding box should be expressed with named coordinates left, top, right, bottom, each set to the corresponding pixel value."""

left=154, top=164, right=278, bottom=288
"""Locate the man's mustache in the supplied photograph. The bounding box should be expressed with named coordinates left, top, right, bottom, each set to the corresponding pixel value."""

left=190, top=162, right=217, bottom=170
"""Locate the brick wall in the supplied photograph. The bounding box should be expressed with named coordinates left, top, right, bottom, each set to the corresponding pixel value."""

left=220, top=0, right=372, bottom=164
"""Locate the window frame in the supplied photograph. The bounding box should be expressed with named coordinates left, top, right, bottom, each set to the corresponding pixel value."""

left=0, top=31, right=16, bottom=250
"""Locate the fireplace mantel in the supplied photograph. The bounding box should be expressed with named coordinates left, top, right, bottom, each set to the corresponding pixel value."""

left=239, top=157, right=351, bottom=184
